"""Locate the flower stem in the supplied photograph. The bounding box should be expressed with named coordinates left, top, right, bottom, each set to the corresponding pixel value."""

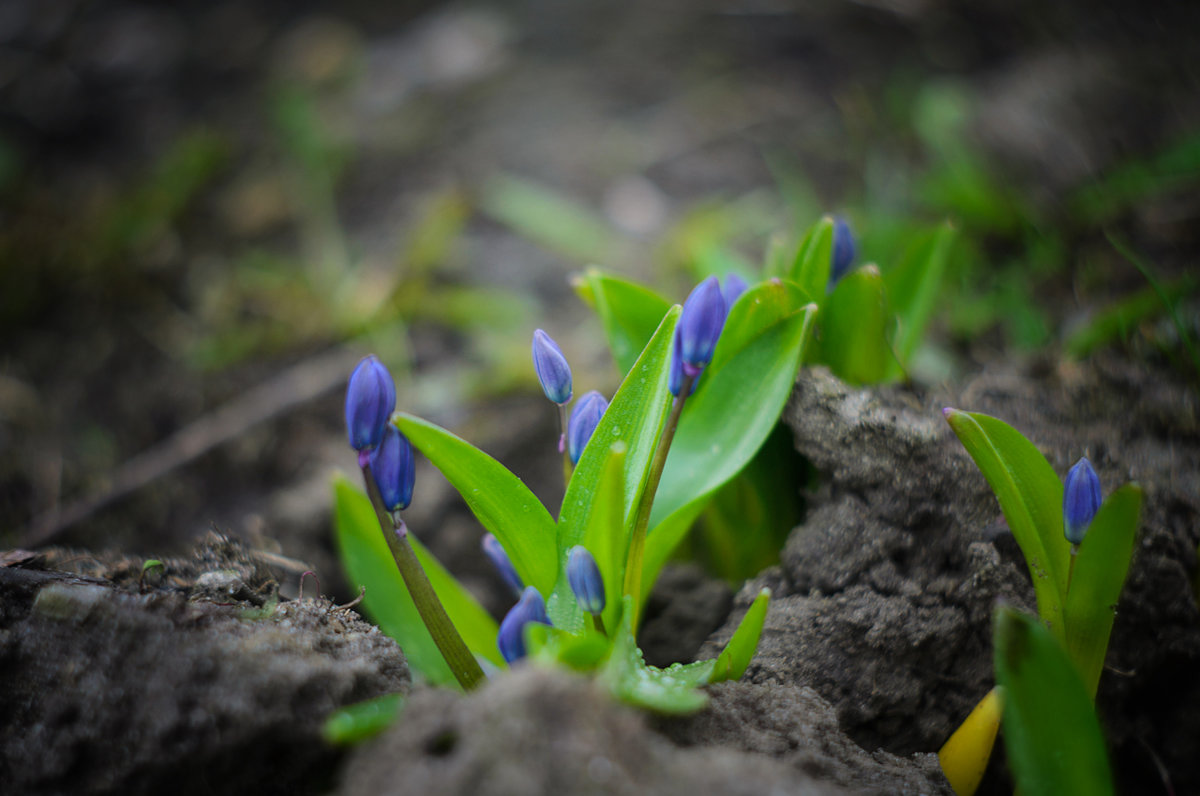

left=558, top=403, right=573, bottom=490
left=361, top=465, right=485, bottom=691
left=622, top=374, right=693, bottom=630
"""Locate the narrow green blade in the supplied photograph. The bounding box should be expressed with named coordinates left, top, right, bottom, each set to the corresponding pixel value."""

left=1064, top=483, right=1143, bottom=698
left=819, top=264, right=893, bottom=385
left=333, top=477, right=503, bottom=686
left=885, top=220, right=956, bottom=375
left=994, top=606, right=1115, bottom=796
left=944, top=410, right=1069, bottom=641
left=599, top=596, right=713, bottom=714
left=321, top=694, right=404, bottom=746
left=788, top=215, right=835, bottom=300
left=392, top=414, right=558, bottom=596
left=709, top=587, right=771, bottom=683
left=574, top=269, right=672, bottom=376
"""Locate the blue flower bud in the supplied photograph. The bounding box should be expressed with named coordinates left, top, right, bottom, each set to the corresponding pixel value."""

left=532, top=329, right=573, bottom=405
left=670, top=276, right=727, bottom=396
left=828, top=217, right=856, bottom=289
left=497, top=586, right=550, bottom=663
left=566, top=545, right=605, bottom=615
left=370, top=426, right=415, bottom=513
left=567, top=390, right=608, bottom=465
left=481, top=533, right=524, bottom=598
left=345, top=356, right=397, bottom=453
left=1063, top=456, right=1102, bottom=545
left=722, top=273, right=749, bottom=309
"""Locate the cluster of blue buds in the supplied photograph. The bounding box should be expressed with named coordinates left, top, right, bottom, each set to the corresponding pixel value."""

left=566, top=545, right=605, bottom=616
left=532, top=329, right=573, bottom=405
left=481, top=533, right=524, bottom=598
left=497, top=586, right=551, bottom=663
left=567, top=390, right=609, bottom=464
left=345, top=355, right=417, bottom=515
left=1063, top=456, right=1102, bottom=545
left=828, top=216, right=856, bottom=291
left=669, top=274, right=745, bottom=397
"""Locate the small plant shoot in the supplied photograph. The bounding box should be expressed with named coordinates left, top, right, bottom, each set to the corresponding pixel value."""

left=938, top=409, right=1142, bottom=794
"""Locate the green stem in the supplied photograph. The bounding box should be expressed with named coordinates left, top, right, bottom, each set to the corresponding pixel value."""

left=590, top=612, right=607, bottom=637
left=623, top=374, right=693, bottom=630
left=559, top=403, right=573, bottom=490
left=362, top=465, right=486, bottom=691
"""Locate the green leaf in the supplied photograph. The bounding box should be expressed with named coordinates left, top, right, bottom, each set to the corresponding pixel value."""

left=639, top=498, right=708, bottom=601
left=526, top=623, right=612, bottom=671
left=885, top=220, right=956, bottom=375
left=321, top=694, right=404, bottom=746
left=788, top=215, right=835, bottom=299
left=392, top=414, right=558, bottom=596
left=580, top=441, right=629, bottom=637
left=691, top=425, right=805, bottom=581
left=709, top=587, right=771, bottom=683
left=944, top=410, right=1069, bottom=642
left=550, top=307, right=680, bottom=630
left=819, top=264, right=893, bottom=385
left=333, top=477, right=503, bottom=686
left=574, top=269, right=672, bottom=376
left=994, top=606, right=1115, bottom=796
left=1064, top=483, right=1143, bottom=698
left=599, top=596, right=713, bottom=714
left=639, top=289, right=816, bottom=600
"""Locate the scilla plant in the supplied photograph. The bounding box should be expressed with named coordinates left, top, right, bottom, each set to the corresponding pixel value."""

left=331, top=275, right=817, bottom=722
left=574, top=214, right=955, bottom=580
left=936, top=410, right=1143, bottom=796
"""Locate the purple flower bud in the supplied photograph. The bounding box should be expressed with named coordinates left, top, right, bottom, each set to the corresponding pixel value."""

left=1063, top=457, right=1102, bottom=545
left=828, top=217, right=856, bottom=290
left=481, top=533, right=524, bottom=598
left=370, top=426, right=415, bottom=513
left=567, top=390, right=608, bottom=465
left=532, top=329, right=573, bottom=405
left=497, top=586, right=550, bottom=663
left=721, top=273, right=749, bottom=309
left=670, top=276, right=727, bottom=396
left=566, top=545, right=605, bottom=615
left=345, top=356, right=397, bottom=453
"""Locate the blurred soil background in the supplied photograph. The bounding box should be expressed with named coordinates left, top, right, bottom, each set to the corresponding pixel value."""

left=0, top=0, right=1197, bottom=732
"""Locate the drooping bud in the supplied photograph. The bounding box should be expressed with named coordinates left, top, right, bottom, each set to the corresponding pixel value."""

left=497, top=586, right=551, bottom=664
left=481, top=533, right=524, bottom=598
left=721, top=273, right=749, bottom=309
left=828, top=217, right=856, bottom=290
left=669, top=276, right=727, bottom=396
left=532, top=329, right=573, bottom=405
left=1063, top=457, right=1102, bottom=545
left=567, top=390, right=608, bottom=464
left=370, top=425, right=416, bottom=513
left=566, top=545, right=605, bottom=615
left=345, top=356, right=397, bottom=454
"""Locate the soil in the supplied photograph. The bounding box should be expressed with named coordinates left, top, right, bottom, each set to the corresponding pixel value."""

left=1, top=0, right=1198, bottom=794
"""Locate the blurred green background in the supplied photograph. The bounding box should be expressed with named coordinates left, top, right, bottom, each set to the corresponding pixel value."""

left=0, top=0, right=1195, bottom=561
